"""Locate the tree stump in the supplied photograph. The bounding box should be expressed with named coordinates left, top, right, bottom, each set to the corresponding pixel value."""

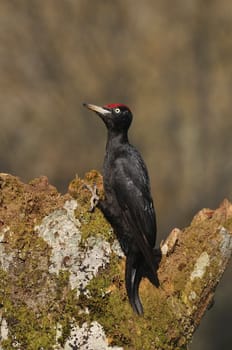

left=0, top=172, right=231, bottom=350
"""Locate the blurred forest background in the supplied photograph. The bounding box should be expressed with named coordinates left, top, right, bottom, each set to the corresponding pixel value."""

left=0, top=0, right=231, bottom=349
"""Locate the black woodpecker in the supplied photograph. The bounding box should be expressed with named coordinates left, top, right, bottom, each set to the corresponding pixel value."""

left=83, top=103, right=160, bottom=315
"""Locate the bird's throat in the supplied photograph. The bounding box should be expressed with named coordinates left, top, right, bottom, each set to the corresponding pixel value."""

left=106, top=130, right=129, bottom=151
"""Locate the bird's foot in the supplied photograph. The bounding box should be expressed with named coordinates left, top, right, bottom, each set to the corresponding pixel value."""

left=82, top=183, right=99, bottom=212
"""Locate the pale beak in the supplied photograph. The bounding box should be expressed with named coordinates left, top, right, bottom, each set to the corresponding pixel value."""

left=83, top=103, right=111, bottom=116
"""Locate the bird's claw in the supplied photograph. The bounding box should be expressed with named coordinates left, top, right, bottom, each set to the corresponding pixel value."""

left=82, top=183, right=100, bottom=212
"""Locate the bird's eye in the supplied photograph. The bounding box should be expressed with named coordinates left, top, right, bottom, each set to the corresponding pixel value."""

left=114, top=108, right=121, bottom=114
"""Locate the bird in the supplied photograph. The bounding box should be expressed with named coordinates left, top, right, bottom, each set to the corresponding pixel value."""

left=83, top=102, right=160, bottom=315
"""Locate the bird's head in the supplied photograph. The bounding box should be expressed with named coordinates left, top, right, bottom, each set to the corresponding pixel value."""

left=83, top=103, right=133, bottom=132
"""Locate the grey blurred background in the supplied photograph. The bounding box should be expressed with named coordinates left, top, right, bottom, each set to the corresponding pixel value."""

left=0, top=1, right=231, bottom=348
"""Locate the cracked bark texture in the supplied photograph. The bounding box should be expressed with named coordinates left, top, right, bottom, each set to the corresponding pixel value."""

left=0, top=172, right=231, bottom=350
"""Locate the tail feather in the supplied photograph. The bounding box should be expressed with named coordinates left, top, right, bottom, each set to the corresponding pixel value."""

left=125, top=253, right=143, bottom=315
left=125, top=249, right=161, bottom=315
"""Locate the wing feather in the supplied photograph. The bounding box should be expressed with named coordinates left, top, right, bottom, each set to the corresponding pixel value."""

left=112, top=157, right=157, bottom=273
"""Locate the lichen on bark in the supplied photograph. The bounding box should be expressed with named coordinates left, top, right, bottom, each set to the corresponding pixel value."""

left=0, top=172, right=231, bottom=350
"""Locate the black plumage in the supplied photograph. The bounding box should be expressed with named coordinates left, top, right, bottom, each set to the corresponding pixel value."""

left=83, top=103, right=160, bottom=315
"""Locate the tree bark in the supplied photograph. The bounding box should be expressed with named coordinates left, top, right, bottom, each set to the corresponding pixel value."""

left=0, top=172, right=231, bottom=350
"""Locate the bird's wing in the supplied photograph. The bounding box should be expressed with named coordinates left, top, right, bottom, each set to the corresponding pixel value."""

left=112, top=156, right=157, bottom=272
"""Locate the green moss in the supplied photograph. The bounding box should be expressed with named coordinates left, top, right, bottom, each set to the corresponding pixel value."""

left=82, top=255, right=190, bottom=350
left=224, top=217, right=232, bottom=230
left=77, top=206, right=113, bottom=243
left=3, top=305, right=56, bottom=350
left=69, top=170, right=104, bottom=204
left=83, top=254, right=122, bottom=311
left=53, top=271, right=81, bottom=346
left=0, top=267, right=84, bottom=349
left=69, top=171, right=113, bottom=243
